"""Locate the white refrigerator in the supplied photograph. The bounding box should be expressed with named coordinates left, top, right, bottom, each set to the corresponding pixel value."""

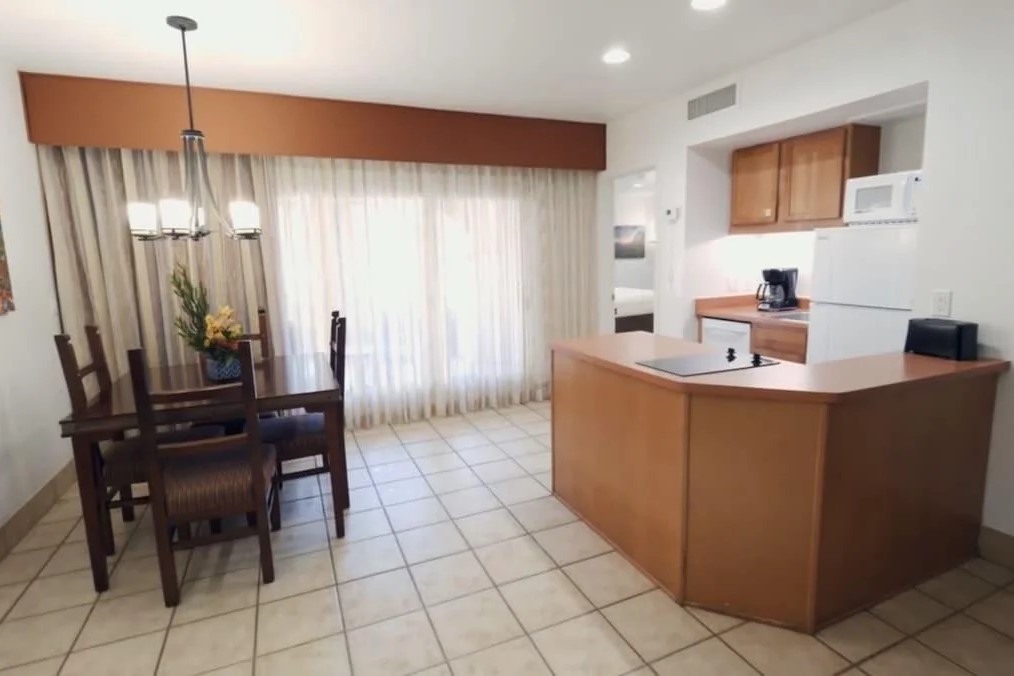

left=806, top=225, right=917, bottom=364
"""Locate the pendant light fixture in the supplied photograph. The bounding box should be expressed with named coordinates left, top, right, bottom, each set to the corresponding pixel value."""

left=128, top=16, right=261, bottom=241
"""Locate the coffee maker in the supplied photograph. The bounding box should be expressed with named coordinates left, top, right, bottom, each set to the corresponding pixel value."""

left=756, top=268, right=799, bottom=312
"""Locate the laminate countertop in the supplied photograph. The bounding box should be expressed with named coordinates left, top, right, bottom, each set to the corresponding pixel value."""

left=552, top=332, right=1008, bottom=404
left=697, top=304, right=809, bottom=330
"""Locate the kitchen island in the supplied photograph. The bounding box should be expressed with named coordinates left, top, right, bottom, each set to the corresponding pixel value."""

left=551, top=332, right=1007, bottom=632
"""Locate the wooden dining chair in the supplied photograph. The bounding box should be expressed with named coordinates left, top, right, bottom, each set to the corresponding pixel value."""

left=128, top=340, right=281, bottom=607
left=261, top=312, right=347, bottom=485
left=55, top=326, right=224, bottom=553
left=240, top=309, right=273, bottom=363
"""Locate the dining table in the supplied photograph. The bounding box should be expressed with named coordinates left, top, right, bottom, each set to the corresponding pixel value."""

left=58, top=352, right=349, bottom=592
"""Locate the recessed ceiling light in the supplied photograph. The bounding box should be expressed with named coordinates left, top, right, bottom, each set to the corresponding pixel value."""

left=602, top=47, right=631, bottom=65
left=692, top=0, right=727, bottom=11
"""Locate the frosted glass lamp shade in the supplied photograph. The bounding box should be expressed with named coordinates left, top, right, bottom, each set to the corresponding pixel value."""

left=158, top=198, right=192, bottom=237
left=127, top=202, right=159, bottom=239
left=229, top=201, right=261, bottom=239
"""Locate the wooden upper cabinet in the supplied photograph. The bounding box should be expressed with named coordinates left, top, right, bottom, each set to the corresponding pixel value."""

left=778, top=127, right=847, bottom=223
left=730, top=143, right=780, bottom=227
left=728, top=124, right=881, bottom=234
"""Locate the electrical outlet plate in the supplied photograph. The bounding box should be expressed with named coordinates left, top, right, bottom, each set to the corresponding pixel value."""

left=931, top=290, right=953, bottom=317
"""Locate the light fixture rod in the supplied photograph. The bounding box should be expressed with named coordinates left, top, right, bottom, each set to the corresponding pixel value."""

left=179, top=27, right=195, bottom=129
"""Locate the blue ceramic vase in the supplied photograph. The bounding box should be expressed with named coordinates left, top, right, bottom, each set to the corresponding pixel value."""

left=205, top=354, right=241, bottom=382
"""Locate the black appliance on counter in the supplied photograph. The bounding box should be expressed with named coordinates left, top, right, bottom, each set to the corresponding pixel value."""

left=756, top=268, right=800, bottom=312
left=905, top=318, right=979, bottom=361
left=638, top=348, right=779, bottom=377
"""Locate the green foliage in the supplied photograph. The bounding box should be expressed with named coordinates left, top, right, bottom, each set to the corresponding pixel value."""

left=170, top=264, right=210, bottom=353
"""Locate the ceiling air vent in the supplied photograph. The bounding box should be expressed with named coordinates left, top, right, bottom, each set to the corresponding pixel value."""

left=688, top=84, right=737, bottom=120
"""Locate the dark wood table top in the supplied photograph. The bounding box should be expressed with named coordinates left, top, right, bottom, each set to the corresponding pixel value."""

left=60, top=353, right=341, bottom=437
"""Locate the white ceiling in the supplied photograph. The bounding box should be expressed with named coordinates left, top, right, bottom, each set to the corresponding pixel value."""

left=0, top=0, right=905, bottom=122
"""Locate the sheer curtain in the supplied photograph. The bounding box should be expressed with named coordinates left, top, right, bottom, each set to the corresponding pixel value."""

left=267, top=158, right=596, bottom=426
left=38, top=147, right=597, bottom=426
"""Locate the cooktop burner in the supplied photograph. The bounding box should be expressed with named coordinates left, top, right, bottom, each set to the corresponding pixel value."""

left=637, top=349, right=779, bottom=377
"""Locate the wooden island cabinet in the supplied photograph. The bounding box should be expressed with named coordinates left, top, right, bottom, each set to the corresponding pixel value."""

left=551, top=333, right=1007, bottom=632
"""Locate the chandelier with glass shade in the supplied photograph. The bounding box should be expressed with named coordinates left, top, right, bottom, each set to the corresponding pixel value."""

left=127, top=16, right=261, bottom=241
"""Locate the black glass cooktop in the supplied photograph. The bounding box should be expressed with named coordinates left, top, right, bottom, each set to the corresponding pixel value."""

left=637, top=350, right=779, bottom=377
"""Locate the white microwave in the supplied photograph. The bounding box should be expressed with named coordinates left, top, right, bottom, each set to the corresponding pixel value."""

left=843, top=170, right=923, bottom=224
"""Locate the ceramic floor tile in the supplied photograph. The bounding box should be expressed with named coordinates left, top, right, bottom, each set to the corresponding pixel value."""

left=279, top=476, right=321, bottom=502
left=438, top=487, right=501, bottom=519
left=456, top=445, right=509, bottom=467
left=405, top=440, right=455, bottom=459
left=342, top=508, right=394, bottom=543
left=918, top=614, right=1014, bottom=676
left=602, top=590, right=710, bottom=662
left=499, top=569, right=592, bottom=632
left=346, top=610, right=443, bottom=676
left=533, top=521, right=611, bottom=566
left=62, top=631, right=164, bottom=676
left=36, top=542, right=91, bottom=579
left=158, top=607, right=255, bottom=676
left=0, top=656, right=63, bottom=675
left=966, top=589, right=1014, bottom=638
left=534, top=434, right=552, bottom=448
left=508, top=497, right=576, bottom=533
left=108, top=552, right=189, bottom=597
left=12, top=520, right=76, bottom=554
left=482, top=426, right=530, bottom=444
left=504, top=410, right=543, bottom=425
left=861, top=639, right=968, bottom=675
left=497, top=438, right=547, bottom=459
left=0, top=550, right=53, bottom=587
left=393, top=424, right=441, bottom=444
left=531, top=612, right=642, bottom=676
left=471, top=459, right=527, bottom=484
left=183, top=538, right=259, bottom=582
left=962, top=558, right=1014, bottom=586
left=424, top=469, right=482, bottom=495
left=454, top=509, right=524, bottom=548
left=871, top=588, right=953, bottom=634
left=414, top=454, right=467, bottom=476
left=432, top=421, right=476, bottom=437
left=515, top=452, right=552, bottom=475
left=563, top=552, right=653, bottom=607
left=362, top=447, right=411, bottom=468
left=369, top=461, right=422, bottom=485
left=201, top=661, right=252, bottom=675
left=652, top=637, right=756, bottom=676
left=255, top=634, right=350, bottom=676
left=0, top=583, right=26, bottom=619
left=332, top=535, right=405, bottom=583
left=0, top=606, right=90, bottom=670
left=686, top=606, right=746, bottom=634
left=414, top=665, right=452, bottom=676
left=427, top=589, right=523, bottom=659
left=256, top=587, right=343, bottom=656
left=724, top=622, right=849, bottom=676
left=385, top=498, right=449, bottom=532
left=817, top=611, right=904, bottom=663
left=38, top=500, right=81, bottom=526
left=347, top=468, right=372, bottom=489
left=533, top=472, right=552, bottom=490
left=467, top=416, right=513, bottom=432
left=377, top=478, right=433, bottom=507
left=8, top=569, right=97, bottom=619
left=474, top=535, right=556, bottom=585
left=410, top=552, right=492, bottom=606
left=270, top=520, right=330, bottom=559
left=76, top=589, right=173, bottom=649
left=339, top=568, right=422, bottom=629
left=917, top=568, right=995, bottom=609
left=172, top=566, right=259, bottom=626
left=518, top=420, right=551, bottom=436
left=487, top=477, right=549, bottom=506
left=347, top=486, right=382, bottom=513
left=449, top=636, right=551, bottom=675
left=257, top=549, right=336, bottom=604
left=279, top=497, right=325, bottom=526
left=396, top=522, right=468, bottom=565
left=444, top=433, right=490, bottom=452
left=345, top=451, right=366, bottom=470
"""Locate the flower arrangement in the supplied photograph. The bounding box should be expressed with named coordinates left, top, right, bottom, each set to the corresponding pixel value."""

left=170, top=264, right=244, bottom=378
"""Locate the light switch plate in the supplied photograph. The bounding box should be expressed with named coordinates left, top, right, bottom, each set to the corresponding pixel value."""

left=931, top=290, right=953, bottom=317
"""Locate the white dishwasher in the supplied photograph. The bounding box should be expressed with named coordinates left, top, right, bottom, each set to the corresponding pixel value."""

left=700, top=318, right=752, bottom=356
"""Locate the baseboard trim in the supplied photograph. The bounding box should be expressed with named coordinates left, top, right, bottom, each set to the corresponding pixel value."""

left=0, top=460, right=76, bottom=560
left=979, top=526, right=1014, bottom=571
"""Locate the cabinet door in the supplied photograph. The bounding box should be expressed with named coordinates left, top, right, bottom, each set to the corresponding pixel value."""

left=730, top=143, right=780, bottom=227
left=779, top=127, right=847, bottom=222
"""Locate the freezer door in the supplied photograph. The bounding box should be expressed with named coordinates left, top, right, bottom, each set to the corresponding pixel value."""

left=807, top=302, right=912, bottom=364
left=811, top=226, right=917, bottom=310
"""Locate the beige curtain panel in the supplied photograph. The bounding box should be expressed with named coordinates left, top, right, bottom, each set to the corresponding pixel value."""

left=37, top=146, right=597, bottom=426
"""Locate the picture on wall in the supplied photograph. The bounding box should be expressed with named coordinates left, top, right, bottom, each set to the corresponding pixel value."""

left=0, top=214, right=15, bottom=315
left=614, top=225, right=646, bottom=259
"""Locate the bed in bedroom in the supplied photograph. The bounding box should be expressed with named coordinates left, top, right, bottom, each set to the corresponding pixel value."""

left=613, top=287, right=654, bottom=333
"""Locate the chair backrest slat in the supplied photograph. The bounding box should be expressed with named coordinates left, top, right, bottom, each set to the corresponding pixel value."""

left=329, top=311, right=347, bottom=394
left=240, top=309, right=272, bottom=362
left=160, top=433, right=250, bottom=458
left=55, top=325, right=113, bottom=413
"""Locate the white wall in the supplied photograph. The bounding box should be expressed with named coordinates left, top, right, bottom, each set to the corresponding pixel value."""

left=613, top=188, right=656, bottom=291
left=879, top=113, right=926, bottom=172
left=0, top=60, right=70, bottom=525
left=605, top=0, right=1014, bottom=537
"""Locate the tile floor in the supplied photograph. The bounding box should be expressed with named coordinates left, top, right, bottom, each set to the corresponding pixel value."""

left=1, top=400, right=1013, bottom=675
